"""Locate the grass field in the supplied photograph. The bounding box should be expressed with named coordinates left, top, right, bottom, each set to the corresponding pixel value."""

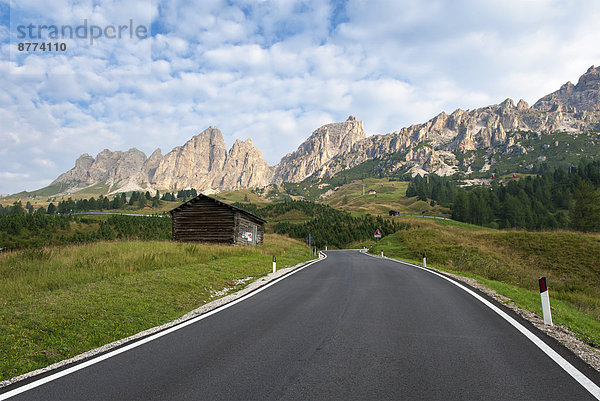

left=321, top=178, right=450, bottom=217
left=2, top=183, right=112, bottom=206
left=357, top=218, right=600, bottom=346
left=213, top=188, right=271, bottom=205
left=0, top=234, right=311, bottom=381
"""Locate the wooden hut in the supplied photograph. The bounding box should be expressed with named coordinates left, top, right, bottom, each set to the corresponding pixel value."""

left=169, top=194, right=266, bottom=245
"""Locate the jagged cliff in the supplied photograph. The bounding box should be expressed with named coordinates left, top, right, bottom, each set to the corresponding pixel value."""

left=272, top=116, right=365, bottom=183
left=151, top=127, right=228, bottom=192
left=534, top=66, right=600, bottom=112
left=51, top=148, right=154, bottom=194
left=310, top=66, right=600, bottom=178
left=52, top=127, right=273, bottom=194
left=48, top=66, right=600, bottom=195
left=218, top=139, right=274, bottom=190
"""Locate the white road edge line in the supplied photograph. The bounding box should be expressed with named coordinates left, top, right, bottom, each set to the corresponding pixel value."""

left=360, top=250, right=600, bottom=400
left=0, top=254, right=328, bottom=401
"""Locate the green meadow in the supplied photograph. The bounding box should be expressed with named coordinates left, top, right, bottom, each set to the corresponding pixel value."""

left=0, top=234, right=311, bottom=381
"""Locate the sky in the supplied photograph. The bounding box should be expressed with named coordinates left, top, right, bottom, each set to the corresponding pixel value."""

left=1, top=0, right=600, bottom=195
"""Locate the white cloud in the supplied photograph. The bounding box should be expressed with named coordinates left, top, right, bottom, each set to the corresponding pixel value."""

left=1, top=0, right=600, bottom=194
left=0, top=172, right=30, bottom=180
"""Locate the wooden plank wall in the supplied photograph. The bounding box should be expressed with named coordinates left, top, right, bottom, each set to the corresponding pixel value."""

left=172, top=197, right=235, bottom=243
left=234, top=212, right=265, bottom=245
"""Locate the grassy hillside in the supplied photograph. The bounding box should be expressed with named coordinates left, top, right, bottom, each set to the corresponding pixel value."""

left=321, top=178, right=450, bottom=217
left=213, top=188, right=271, bottom=205
left=2, top=182, right=112, bottom=206
left=0, top=234, right=311, bottom=381
left=484, top=130, right=600, bottom=176
left=213, top=177, right=449, bottom=219
left=361, top=218, right=600, bottom=346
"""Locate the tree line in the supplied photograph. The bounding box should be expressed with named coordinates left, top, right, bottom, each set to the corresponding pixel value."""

left=0, top=214, right=171, bottom=250
left=406, top=159, right=600, bottom=231
left=234, top=200, right=410, bottom=248
left=0, top=189, right=200, bottom=216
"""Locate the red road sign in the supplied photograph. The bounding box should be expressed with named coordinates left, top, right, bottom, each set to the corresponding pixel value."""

left=374, top=229, right=382, bottom=238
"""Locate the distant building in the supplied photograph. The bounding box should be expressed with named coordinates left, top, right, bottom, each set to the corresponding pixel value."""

left=169, top=194, right=266, bottom=245
left=368, top=189, right=377, bottom=195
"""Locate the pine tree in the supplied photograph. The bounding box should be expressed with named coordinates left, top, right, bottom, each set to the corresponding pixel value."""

left=569, top=180, right=600, bottom=232
left=10, top=201, right=25, bottom=215
left=451, top=190, right=468, bottom=222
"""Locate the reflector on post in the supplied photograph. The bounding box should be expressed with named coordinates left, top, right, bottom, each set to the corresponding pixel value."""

left=539, top=277, right=553, bottom=326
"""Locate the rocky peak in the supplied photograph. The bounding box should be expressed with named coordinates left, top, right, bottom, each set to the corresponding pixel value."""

left=51, top=153, right=95, bottom=186
left=147, top=148, right=163, bottom=162
left=150, top=128, right=275, bottom=192
left=534, top=66, right=600, bottom=112
left=517, top=99, right=529, bottom=111
left=111, top=148, right=147, bottom=182
left=218, top=138, right=273, bottom=190
left=75, top=153, right=94, bottom=170
left=575, top=65, right=600, bottom=90
left=45, top=66, right=600, bottom=197
left=51, top=148, right=148, bottom=191
left=500, top=98, right=514, bottom=110
left=151, top=127, right=228, bottom=191
left=560, top=81, right=575, bottom=91
left=229, top=138, right=255, bottom=154
left=139, top=148, right=163, bottom=184
left=272, top=116, right=366, bottom=183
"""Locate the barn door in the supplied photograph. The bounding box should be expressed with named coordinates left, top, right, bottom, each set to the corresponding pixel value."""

left=251, top=224, right=257, bottom=245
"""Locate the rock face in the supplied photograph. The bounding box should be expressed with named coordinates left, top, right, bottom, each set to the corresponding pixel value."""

left=53, top=127, right=273, bottom=195
left=272, top=116, right=366, bottom=183
left=138, top=149, right=163, bottom=185
left=534, top=66, right=600, bottom=112
left=306, top=66, right=600, bottom=178
left=48, top=66, right=600, bottom=195
left=51, top=148, right=153, bottom=193
left=151, top=127, right=272, bottom=192
left=218, top=139, right=273, bottom=190
left=151, top=127, right=228, bottom=192
left=52, top=153, right=95, bottom=185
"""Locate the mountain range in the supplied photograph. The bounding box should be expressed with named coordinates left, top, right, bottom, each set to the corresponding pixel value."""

left=47, top=66, right=600, bottom=196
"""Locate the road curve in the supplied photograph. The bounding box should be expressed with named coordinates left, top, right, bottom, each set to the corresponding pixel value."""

left=2, top=250, right=599, bottom=400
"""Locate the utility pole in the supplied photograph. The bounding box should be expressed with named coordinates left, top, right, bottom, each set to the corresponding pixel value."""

left=306, top=233, right=314, bottom=257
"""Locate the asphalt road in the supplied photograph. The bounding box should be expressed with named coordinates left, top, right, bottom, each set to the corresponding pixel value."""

left=2, top=250, right=600, bottom=400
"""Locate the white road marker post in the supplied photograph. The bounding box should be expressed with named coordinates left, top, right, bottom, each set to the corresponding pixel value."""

left=272, top=256, right=276, bottom=274
left=539, top=276, right=553, bottom=326
left=422, top=252, right=427, bottom=268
